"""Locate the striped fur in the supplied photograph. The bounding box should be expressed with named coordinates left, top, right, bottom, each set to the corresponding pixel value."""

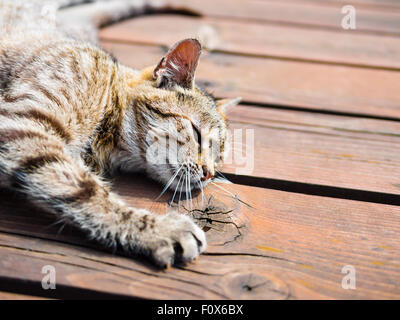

left=0, top=0, right=240, bottom=268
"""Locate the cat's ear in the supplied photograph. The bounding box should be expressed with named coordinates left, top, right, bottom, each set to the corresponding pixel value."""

left=216, top=97, right=242, bottom=115
left=153, top=38, right=201, bottom=89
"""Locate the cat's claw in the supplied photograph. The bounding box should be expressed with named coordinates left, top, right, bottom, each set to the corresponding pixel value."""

left=146, top=212, right=207, bottom=268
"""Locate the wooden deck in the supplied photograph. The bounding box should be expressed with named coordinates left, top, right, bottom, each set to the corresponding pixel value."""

left=1, top=0, right=400, bottom=299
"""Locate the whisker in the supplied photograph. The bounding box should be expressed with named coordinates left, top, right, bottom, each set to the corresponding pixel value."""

left=210, top=181, right=253, bottom=208
left=216, top=170, right=229, bottom=180
left=215, top=170, right=233, bottom=184
left=169, top=170, right=185, bottom=206
left=178, top=178, right=183, bottom=210
left=188, top=169, right=193, bottom=210
left=185, top=167, right=189, bottom=209
left=213, top=177, right=232, bottom=184
left=57, top=222, right=66, bottom=236
left=43, top=218, right=66, bottom=231
left=155, top=164, right=183, bottom=200
left=196, top=173, right=205, bottom=207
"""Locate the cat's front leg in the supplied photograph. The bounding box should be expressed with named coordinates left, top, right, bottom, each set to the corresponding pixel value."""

left=73, top=196, right=207, bottom=267
left=0, top=132, right=205, bottom=267
left=24, top=163, right=207, bottom=267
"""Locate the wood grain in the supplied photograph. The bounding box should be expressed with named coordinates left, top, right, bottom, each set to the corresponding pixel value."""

left=288, top=0, right=400, bottom=10
left=100, top=15, right=400, bottom=70
left=2, top=2, right=400, bottom=301
left=100, top=41, right=400, bottom=118
left=223, top=105, right=400, bottom=195
left=168, top=0, right=400, bottom=35
left=0, top=175, right=399, bottom=299
left=0, top=291, right=47, bottom=300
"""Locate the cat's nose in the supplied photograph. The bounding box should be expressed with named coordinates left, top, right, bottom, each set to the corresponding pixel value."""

left=201, top=165, right=212, bottom=181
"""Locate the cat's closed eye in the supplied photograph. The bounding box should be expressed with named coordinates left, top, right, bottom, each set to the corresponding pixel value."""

left=0, top=0, right=247, bottom=269
left=191, top=123, right=202, bottom=149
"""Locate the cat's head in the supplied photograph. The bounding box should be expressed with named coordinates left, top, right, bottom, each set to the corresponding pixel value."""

left=123, top=39, right=240, bottom=192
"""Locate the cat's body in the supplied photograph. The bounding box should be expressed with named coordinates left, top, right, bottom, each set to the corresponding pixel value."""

left=0, top=0, right=238, bottom=267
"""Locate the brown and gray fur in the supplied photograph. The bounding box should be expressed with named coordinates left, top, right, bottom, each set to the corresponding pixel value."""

left=0, top=0, right=240, bottom=268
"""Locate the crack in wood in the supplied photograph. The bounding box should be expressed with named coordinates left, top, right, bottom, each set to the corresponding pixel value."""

left=180, top=196, right=246, bottom=246
left=203, top=252, right=300, bottom=265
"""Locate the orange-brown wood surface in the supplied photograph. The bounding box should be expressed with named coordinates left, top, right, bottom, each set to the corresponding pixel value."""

left=100, top=41, right=400, bottom=119
left=225, top=105, right=400, bottom=195
left=0, top=291, right=47, bottom=300
left=169, top=0, right=400, bottom=35
left=283, top=0, right=400, bottom=10
left=1, top=1, right=400, bottom=300
left=100, top=14, right=400, bottom=69
left=1, top=175, right=400, bottom=299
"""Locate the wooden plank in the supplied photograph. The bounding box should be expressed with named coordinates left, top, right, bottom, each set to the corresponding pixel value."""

left=100, top=15, right=400, bottom=70
left=0, top=175, right=400, bottom=299
left=0, top=291, right=46, bottom=300
left=168, top=0, right=400, bottom=35
left=288, top=0, right=400, bottom=10
left=224, top=105, right=400, bottom=195
left=100, top=41, right=400, bottom=119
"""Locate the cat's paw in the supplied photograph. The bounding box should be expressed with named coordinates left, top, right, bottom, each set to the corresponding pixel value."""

left=139, top=211, right=207, bottom=268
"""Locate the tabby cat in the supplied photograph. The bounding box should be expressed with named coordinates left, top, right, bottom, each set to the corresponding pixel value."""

left=0, top=0, right=239, bottom=268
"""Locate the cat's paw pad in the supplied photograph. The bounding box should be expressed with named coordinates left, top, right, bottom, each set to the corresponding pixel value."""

left=148, top=212, right=207, bottom=268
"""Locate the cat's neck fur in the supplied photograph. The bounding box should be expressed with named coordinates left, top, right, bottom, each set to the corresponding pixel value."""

left=82, top=62, right=138, bottom=175
left=91, top=64, right=147, bottom=175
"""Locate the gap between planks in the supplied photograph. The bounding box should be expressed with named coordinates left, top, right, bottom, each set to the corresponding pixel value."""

left=264, top=0, right=400, bottom=12
left=95, top=42, right=400, bottom=203
left=1, top=179, right=400, bottom=299
left=223, top=105, right=400, bottom=198
left=99, top=40, right=400, bottom=119
left=99, top=14, right=400, bottom=71
left=167, top=0, right=400, bottom=36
